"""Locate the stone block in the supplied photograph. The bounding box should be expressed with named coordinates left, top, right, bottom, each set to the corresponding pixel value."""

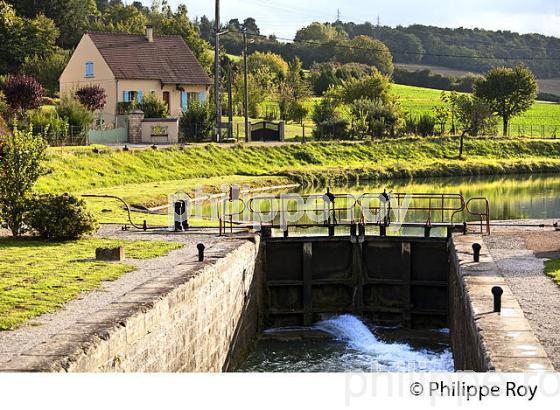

left=96, top=246, right=124, bottom=261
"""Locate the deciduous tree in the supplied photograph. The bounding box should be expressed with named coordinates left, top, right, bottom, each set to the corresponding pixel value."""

left=474, top=65, right=538, bottom=136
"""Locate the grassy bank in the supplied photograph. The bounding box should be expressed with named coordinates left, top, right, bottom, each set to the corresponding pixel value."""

left=545, top=258, right=560, bottom=286
left=39, top=137, right=560, bottom=194
left=0, top=238, right=182, bottom=330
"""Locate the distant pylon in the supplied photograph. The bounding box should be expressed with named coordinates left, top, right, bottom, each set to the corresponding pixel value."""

left=337, top=8, right=341, bottom=21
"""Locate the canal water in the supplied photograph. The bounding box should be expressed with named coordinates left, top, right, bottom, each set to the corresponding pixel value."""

left=238, top=173, right=560, bottom=372
left=238, top=315, right=453, bottom=372
left=296, top=173, right=560, bottom=221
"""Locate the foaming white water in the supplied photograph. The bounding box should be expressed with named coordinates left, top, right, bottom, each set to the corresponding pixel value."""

left=315, top=314, right=454, bottom=371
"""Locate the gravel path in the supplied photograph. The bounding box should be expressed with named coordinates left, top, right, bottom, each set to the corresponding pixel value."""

left=0, top=225, right=250, bottom=366
left=484, top=221, right=560, bottom=370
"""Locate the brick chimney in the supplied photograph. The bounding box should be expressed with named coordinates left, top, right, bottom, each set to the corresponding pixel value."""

left=146, top=26, right=154, bottom=43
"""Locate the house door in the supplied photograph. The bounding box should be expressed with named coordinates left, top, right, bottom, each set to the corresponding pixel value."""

left=163, top=91, right=170, bottom=111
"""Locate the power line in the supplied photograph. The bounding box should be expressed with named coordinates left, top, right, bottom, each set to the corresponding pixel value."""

left=225, top=29, right=560, bottom=62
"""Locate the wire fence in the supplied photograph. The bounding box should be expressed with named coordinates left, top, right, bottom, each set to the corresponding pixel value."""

left=508, top=124, right=559, bottom=139
left=32, top=125, right=87, bottom=146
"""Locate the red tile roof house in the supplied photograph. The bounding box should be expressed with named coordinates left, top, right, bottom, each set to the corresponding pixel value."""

left=59, top=28, right=212, bottom=144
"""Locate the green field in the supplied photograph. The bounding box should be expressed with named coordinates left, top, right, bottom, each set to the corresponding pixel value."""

left=392, top=84, right=560, bottom=128
left=242, top=85, right=560, bottom=140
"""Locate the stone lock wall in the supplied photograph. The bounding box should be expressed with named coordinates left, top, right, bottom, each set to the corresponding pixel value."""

left=449, top=235, right=554, bottom=372
left=4, top=238, right=262, bottom=372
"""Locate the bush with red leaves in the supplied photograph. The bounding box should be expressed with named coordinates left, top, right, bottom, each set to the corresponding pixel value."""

left=1, top=74, right=44, bottom=114
left=75, top=85, right=107, bottom=112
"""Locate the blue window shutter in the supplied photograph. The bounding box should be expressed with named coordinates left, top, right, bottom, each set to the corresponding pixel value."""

left=123, top=91, right=129, bottom=102
left=85, top=61, right=93, bottom=77
left=199, top=92, right=206, bottom=103
left=137, top=91, right=143, bottom=103
left=181, top=91, right=188, bottom=112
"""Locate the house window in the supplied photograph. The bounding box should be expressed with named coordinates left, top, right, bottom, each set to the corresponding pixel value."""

left=122, top=90, right=143, bottom=103
left=85, top=61, right=94, bottom=78
left=187, top=92, right=199, bottom=104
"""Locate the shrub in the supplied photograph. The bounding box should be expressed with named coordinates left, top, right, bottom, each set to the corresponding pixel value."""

left=0, top=127, right=49, bottom=236
left=117, top=101, right=134, bottom=115
left=25, top=109, right=69, bottom=142
left=0, top=91, right=8, bottom=121
left=138, top=93, right=169, bottom=119
left=312, top=98, right=339, bottom=125
left=404, top=115, right=418, bottom=135
left=1, top=74, right=44, bottom=117
left=75, top=85, right=107, bottom=112
left=179, top=101, right=214, bottom=142
left=56, top=95, right=94, bottom=130
left=286, top=100, right=309, bottom=124
left=349, top=97, right=405, bottom=138
left=417, top=114, right=436, bottom=137
left=27, top=194, right=99, bottom=240
left=313, top=118, right=349, bottom=140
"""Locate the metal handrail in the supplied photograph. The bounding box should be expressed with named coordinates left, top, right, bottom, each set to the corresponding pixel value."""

left=357, top=192, right=466, bottom=225
left=465, top=197, right=491, bottom=235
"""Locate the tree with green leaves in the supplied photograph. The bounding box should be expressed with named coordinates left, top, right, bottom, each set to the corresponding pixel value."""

left=0, top=1, right=60, bottom=74
left=10, top=0, right=98, bottom=48
left=295, top=22, right=347, bottom=43
left=339, top=36, right=394, bottom=76
left=474, top=65, right=538, bottom=136
left=22, top=49, right=71, bottom=96
left=0, top=126, right=49, bottom=236
left=277, top=57, right=312, bottom=121
left=445, top=92, right=497, bottom=158
left=248, top=51, right=288, bottom=82
left=326, top=69, right=391, bottom=106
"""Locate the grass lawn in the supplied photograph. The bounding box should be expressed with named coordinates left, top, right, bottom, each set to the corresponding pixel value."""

left=544, top=258, right=560, bottom=286
left=32, top=137, right=560, bottom=224
left=0, top=238, right=182, bottom=330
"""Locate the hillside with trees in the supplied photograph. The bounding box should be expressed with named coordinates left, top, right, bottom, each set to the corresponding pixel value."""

left=202, top=18, right=560, bottom=80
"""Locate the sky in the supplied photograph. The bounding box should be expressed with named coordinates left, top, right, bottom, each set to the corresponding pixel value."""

left=141, top=0, right=560, bottom=39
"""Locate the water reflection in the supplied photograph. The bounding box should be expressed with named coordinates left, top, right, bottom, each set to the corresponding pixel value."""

left=295, top=173, right=560, bottom=221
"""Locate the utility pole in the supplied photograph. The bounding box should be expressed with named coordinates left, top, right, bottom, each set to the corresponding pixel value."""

left=243, top=31, right=250, bottom=142
left=214, top=0, right=221, bottom=142
left=227, top=63, right=233, bottom=140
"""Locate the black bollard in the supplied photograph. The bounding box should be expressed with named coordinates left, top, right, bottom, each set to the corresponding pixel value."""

left=283, top=227, right=289, bottom=238
left=424, top=225, right=432, bottom=238
left=472, top=243, right=482, bottom=262
left=358, top=223, right=365, bottom=237
left=197, top=243, right=205, bottom=262
left=143, top=220, right=147, bottom=231
left=261, top=226, right=272, bottom=239
left=380, top=224, right=386, bottom=237
left=328, top=224, right=335, bottom=237
left=350, top=223, right=357, bottom=237
left=492, top=286, right=503, bottom=313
